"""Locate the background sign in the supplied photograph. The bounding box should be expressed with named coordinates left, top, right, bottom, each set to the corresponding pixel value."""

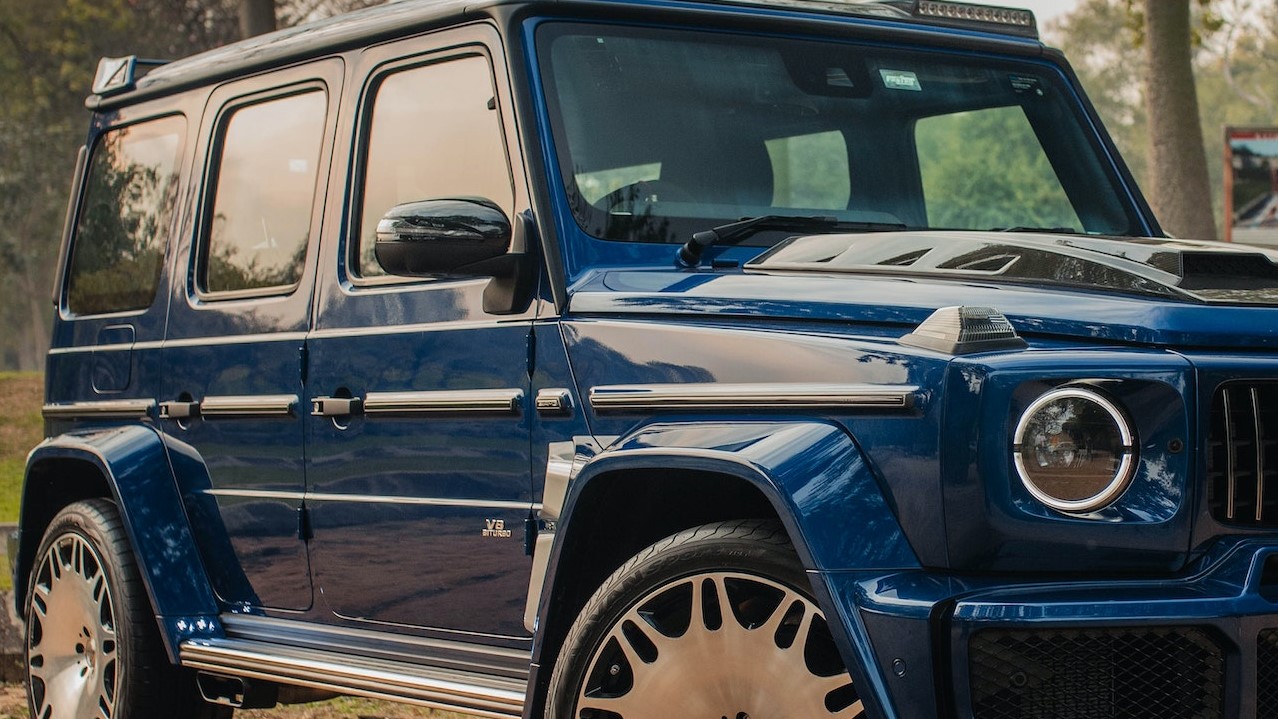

left=1226, top=127, right=1278, bottom=246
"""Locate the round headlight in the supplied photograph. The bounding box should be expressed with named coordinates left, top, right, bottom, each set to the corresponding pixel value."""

left=1013, top=387, right=1136, bottom=513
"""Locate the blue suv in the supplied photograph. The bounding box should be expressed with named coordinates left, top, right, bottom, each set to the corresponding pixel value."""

left=18, top=1, right=1277, bottom=717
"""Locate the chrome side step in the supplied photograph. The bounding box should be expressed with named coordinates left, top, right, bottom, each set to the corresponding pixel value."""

left=180, top=638, right=526, bottom=718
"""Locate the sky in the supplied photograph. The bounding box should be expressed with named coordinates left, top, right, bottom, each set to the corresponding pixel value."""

left=1011, top=0, right=1082, bottom=24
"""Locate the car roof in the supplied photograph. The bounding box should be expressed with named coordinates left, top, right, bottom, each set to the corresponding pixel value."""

left=88, top=0, right=1044, bottom=110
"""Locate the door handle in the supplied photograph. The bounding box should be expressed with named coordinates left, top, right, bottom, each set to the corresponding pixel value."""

left=311, top=396, right=362, bottom=418
left=159, top=400, right=200, bottom=420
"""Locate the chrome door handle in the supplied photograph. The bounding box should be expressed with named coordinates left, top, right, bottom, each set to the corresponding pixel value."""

left=159, top=400, right=200, bottom=420
left=311, top=396, right=362, bottom=417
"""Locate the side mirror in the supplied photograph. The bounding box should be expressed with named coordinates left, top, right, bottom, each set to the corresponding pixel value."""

left=375, top=197, right=511, bottom=276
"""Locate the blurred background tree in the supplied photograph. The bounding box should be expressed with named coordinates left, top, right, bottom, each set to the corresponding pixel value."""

left=0, top=0, right=377, bottom=370
left=0, top=0, right=1275, bottom=370
left=1048, top=0, right=1278, bottom=237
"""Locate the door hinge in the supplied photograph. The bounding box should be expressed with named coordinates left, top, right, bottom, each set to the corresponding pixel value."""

left=525, top=325, right=537, bottom=378
left=297, top=505, right=313, bottom=541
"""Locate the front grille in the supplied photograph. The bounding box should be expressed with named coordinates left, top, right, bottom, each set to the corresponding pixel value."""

left=1207, top=383, right=1278, bottom=526
left=1260, top=629, right=1278, bottom=718
left=969, top=627, right=1224, bottom=719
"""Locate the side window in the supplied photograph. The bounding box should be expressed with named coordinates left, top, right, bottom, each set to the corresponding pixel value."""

left=202, top=90, right=326, bottom=295
left=767, top=131, right=850, bottom=211
left=355, top=54, right=514, bottom=279
left=66, top=116, right=185, bottom=316
left=916, top=106, right=1081, bottom=231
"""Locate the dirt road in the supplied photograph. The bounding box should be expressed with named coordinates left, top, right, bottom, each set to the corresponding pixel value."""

left=0, top=684, right=470, bottom=718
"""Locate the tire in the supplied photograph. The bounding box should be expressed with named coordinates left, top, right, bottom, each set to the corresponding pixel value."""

left=545, top=519, right=865, bottom=719
left=24, top=499, right=232, bottom=719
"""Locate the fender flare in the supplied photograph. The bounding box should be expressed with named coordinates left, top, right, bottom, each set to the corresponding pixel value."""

left=526, top=419, right=919, bottom=717
left=19, top=425, right=220, bottom=655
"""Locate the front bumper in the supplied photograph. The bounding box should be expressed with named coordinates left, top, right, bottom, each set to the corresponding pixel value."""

left=822, top=538, right=1278, bottom=719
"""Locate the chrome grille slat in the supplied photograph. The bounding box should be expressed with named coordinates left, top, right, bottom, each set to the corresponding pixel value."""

left=1256, top=388, right=1266, bottom=522
left=1209, top=383, right=1278, bottom=527
left=1225, top=389, right=1236, bottom=521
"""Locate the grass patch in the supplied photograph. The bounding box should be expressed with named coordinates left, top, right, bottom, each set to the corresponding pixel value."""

left=241, top=695, right=472, bottom=718
left=0, top=372, right=42, bottom=591
left=0, top=372, right=41, bottom=526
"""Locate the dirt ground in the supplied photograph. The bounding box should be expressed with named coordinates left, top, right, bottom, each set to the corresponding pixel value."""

left=0, top=683, right=470, bottom=719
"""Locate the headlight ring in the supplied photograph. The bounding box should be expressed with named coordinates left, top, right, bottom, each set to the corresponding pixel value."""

left=1012, top=386, right=1136, bottom=514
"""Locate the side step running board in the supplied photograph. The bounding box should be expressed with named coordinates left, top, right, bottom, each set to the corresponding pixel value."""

left=180, top=638, right=526, bottom=718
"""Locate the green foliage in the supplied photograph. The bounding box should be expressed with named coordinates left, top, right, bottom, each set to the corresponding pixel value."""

left=915, top=106, right=1080, bottom=231
left=1048, top=0, right=1278, bottom=236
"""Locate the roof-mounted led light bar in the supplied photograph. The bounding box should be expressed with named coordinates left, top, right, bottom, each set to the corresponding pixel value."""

left=916, top=1, right=1035, bottom=28
left=697, top=0, right=1039, bottom=39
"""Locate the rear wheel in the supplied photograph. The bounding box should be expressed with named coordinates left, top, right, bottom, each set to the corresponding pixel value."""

left=25, top=499, right=231, bottom=719
left=546, top=520, right=864, bottom=719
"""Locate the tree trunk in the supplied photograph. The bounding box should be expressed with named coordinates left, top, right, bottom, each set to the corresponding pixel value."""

left=1143, top=0, right=1217, bottom=239
left=239, top=0, right=277, bottom=38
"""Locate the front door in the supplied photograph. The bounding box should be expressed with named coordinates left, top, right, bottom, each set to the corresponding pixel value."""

left=305, top=32, right=536, bottom=637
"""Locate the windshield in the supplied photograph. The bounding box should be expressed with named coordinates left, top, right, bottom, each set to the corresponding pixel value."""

left=537, top=24, right=1143, bottom=246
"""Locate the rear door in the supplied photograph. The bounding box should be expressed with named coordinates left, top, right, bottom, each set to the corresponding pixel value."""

left=159, top=60, right=342, bottom=611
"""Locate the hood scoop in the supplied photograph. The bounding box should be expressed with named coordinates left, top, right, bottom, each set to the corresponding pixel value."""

left=1167, top=251, right=1278, bottom=292
left=749, top=232, right=1278, bottom=306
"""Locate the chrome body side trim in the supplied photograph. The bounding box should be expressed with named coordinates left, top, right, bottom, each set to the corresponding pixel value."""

left=180, top=639, right=524, bottom=719
left=589, top=383, right=919, bottom=411
left=199, top=395, right=298, bottom=418
left=42, top=399, right=156, bottom=420
left=363, top=389, right=523, bottom=415
left=204, top=488, right=537, bottom=511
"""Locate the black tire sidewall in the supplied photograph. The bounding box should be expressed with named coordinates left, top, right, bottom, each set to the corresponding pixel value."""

left=545, top=521, right=812, bottom=719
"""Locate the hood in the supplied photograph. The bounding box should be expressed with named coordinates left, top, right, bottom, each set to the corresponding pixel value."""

left=568, top=232, right=1278, bottom=350
left=751, top=231, right=1278, bottom=305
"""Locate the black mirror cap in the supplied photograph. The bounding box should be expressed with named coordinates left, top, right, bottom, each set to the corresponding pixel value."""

left=374, top=197, right=512, bottom=276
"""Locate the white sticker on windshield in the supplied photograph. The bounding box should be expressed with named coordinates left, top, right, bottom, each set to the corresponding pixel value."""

left=880, top=69, right=922, bottom=92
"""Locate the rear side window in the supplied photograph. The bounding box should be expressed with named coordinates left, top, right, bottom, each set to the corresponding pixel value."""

left=202, top=90, right=326, bottom=295
left=354, top=54, right=513, bottom=279
left=66, top=115, right=185, bottom=315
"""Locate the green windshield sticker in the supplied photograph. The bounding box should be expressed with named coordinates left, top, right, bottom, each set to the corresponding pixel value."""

left=880, top=69, right=921, bottom=92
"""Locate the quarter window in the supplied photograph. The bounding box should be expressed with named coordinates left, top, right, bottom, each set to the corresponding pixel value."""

left=203, top=90, right=326, bottom=294
left=355, top=54, right=513, bottom=278
left=67, top=116, right=185, bottom=315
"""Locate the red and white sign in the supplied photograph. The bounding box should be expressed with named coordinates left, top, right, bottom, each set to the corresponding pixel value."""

left=1226, top=127, right=1278, bottom=246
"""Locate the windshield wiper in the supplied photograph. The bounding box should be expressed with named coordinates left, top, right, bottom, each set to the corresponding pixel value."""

left=676, top=215, right=907, bottom=268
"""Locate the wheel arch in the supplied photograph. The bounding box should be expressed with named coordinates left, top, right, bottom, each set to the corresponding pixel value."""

left=525, top=420, right=920, bottom=719
left=17, top=425, right=220, bottom=658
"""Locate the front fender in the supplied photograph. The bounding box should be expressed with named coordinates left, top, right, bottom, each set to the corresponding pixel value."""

left=573, top=420, right=918, bottom=572
left=19, top=425, right=219, bottom=655
left=526, top=420, right=919, bottom=719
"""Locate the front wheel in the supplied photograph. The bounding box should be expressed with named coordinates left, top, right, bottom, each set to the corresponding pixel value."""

left=25, top=499, right=231, bottom=719
left=546, top=520, right=865, bottom=719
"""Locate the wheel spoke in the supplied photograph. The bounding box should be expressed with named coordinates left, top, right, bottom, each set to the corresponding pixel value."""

left=837, top=698, right=866, bottom=718
left=579, top=692, right=655, bottom=719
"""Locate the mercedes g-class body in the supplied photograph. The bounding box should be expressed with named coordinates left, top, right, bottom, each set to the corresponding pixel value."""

left=19, top=0, right=1278, bottom=717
